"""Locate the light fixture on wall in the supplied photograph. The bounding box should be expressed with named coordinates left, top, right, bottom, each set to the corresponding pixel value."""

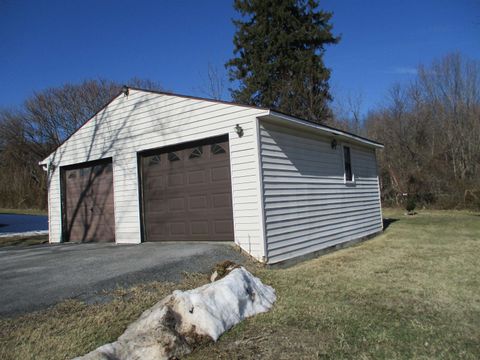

left=121, top=85, right=129, bottom=97
left=235, top=124, right=244, bottom=137
left=331, top=139, right=337, bottom=149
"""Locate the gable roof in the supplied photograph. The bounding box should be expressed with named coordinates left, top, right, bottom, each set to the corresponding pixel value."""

left=40, top=87, right=383, bottom=165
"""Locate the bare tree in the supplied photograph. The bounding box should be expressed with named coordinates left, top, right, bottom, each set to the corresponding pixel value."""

left=0, top=78, right=163, bottom=209
left=331, top=90, right=364, bottom=134
left=127, top=77, right=165, bottom=91
left=198, top=63, right=227, bottom=100
left=364, top=53, right=480, bottom=209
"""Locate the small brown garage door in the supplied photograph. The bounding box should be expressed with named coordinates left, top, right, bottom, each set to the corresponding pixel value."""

left=140, top=136, right=234, bottom=242
left=62, top=159, right=115, bottom=242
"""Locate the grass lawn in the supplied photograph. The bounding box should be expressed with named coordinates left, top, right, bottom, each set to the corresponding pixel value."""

left=0, top=208, right=47, bottom=216
left=0, top=234, right=48, bottom=248
left=1, top=209, right=479, bottom=359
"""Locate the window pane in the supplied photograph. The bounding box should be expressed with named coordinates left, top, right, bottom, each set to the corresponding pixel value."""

left=211, top=143, right=226, bottom=155
left=148, top=155, right=161, bottom=166
left=344, top=146, right=352, bottom=182
left=168, top=152, right=180, bottom=162
left=93, top=165, right=103, bottom=175
left=189, top=146, right=203, bottom=159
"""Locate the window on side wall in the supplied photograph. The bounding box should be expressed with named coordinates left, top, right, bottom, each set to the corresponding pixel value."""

left=343, top=146, right=353, bottom=183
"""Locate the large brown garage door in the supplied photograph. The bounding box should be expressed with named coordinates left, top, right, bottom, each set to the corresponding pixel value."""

left=140, top=136, right=234, bottom=242
left=62, top=159, right=115, bottom=242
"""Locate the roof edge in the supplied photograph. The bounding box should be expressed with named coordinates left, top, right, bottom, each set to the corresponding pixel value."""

left=127, top=86, right=268, bottom=112
left=40, top=89, right=125, bottom=165
left=261, top=110, right=384, bottom=149
left=39, top=86, right=382, bottom=166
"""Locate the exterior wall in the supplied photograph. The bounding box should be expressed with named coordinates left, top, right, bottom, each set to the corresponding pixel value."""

left=44, top=90, right=268, bottom=260
left=259, top=120, right=383, bottom=264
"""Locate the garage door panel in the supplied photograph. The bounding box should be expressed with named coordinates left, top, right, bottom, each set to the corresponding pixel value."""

left=214, top=220, right=234, bottom=234
left=143, top=169, right=163, bottom=179
left=145, top=189, right=164, bottom=200
left=146, top=204, right=167, bottom=214
left=167, top=173, right=184, bottom=187
left=168, top=197, right=186, bottom=211
left=170, top=222, right=187, bottom=235
left=211, top=166, right=230, bottom=182
left=188, top=195, right=208, bottom=210
left=148, top=223, right=166, bottom=237
left=191, top=221, right=209, bottom=235
left=212, top=193, right=232, bottom=208
left=141, top=136, right=234, bottom=242
left=65, top=204, right=115, bottom=213
left=63, top=160, right=115, bottom=243
left=188, top=170, right=206, bottom=184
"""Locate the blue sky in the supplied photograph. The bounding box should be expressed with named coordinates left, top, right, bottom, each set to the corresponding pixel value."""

left=0, top=0, right=478, bottom=113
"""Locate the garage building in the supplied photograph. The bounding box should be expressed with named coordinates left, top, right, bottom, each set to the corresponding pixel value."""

left=40, top=87, right=383, bottom=264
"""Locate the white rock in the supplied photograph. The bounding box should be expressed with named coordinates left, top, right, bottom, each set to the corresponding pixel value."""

left=74, top=267, right=276, bottom=360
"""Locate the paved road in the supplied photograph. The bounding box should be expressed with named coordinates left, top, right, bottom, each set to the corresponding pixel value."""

left=0, top=242, right=247, bottom=316
left=0, top=214, right=48, bottom=234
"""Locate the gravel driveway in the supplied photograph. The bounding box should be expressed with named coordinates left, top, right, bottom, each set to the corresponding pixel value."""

left=0, top=242, right=247, bottom=316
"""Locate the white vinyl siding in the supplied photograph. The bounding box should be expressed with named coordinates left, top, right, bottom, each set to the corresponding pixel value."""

left=45, top=169, right=62, bottom=246
left=259, top=120, right=383, bottom=264
left=44, top=90, right=268, bottom=260
left=43, top=89, right=383, bottom=264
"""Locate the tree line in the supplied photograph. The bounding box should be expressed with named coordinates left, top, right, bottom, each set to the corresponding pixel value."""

left=335, top=53, right=480, bottom=209
left=1, top=0, right=478, bottom=210
left=225, top=0, right=480, bottom=210
left=0, top=78, right=161, bottom=209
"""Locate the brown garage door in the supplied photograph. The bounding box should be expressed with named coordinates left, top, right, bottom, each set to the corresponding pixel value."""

left=62, top=159, right=115, bottom=242
left=140, top=136, right=234, bottom=242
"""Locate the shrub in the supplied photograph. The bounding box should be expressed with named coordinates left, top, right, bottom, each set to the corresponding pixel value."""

left=406, top=197, right=416, bottom=214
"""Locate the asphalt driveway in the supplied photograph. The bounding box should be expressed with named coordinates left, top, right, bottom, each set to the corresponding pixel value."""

left=0, top=242, right=247, bottom=316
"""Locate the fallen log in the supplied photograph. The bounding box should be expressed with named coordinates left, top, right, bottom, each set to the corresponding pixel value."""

left=74, top=267, right=276, bottom=360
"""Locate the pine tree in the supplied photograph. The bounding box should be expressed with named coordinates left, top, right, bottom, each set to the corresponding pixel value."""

left=226, top=0, right=339, bottom=123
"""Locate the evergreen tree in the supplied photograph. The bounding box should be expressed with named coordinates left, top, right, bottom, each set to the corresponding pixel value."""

left=226, top=0, right=339, bottom=123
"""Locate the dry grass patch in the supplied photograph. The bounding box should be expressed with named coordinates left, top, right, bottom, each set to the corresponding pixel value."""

left=188, top=209, right=480, bottom=359
left=1, top=209, right=479, bottom=359
left=0, top=273, right=209, bottom=360
left=0, top=235, right=48, bottom=248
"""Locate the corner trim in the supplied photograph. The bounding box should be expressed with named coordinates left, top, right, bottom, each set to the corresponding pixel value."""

left=254, top=118, right=268, bottom=261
